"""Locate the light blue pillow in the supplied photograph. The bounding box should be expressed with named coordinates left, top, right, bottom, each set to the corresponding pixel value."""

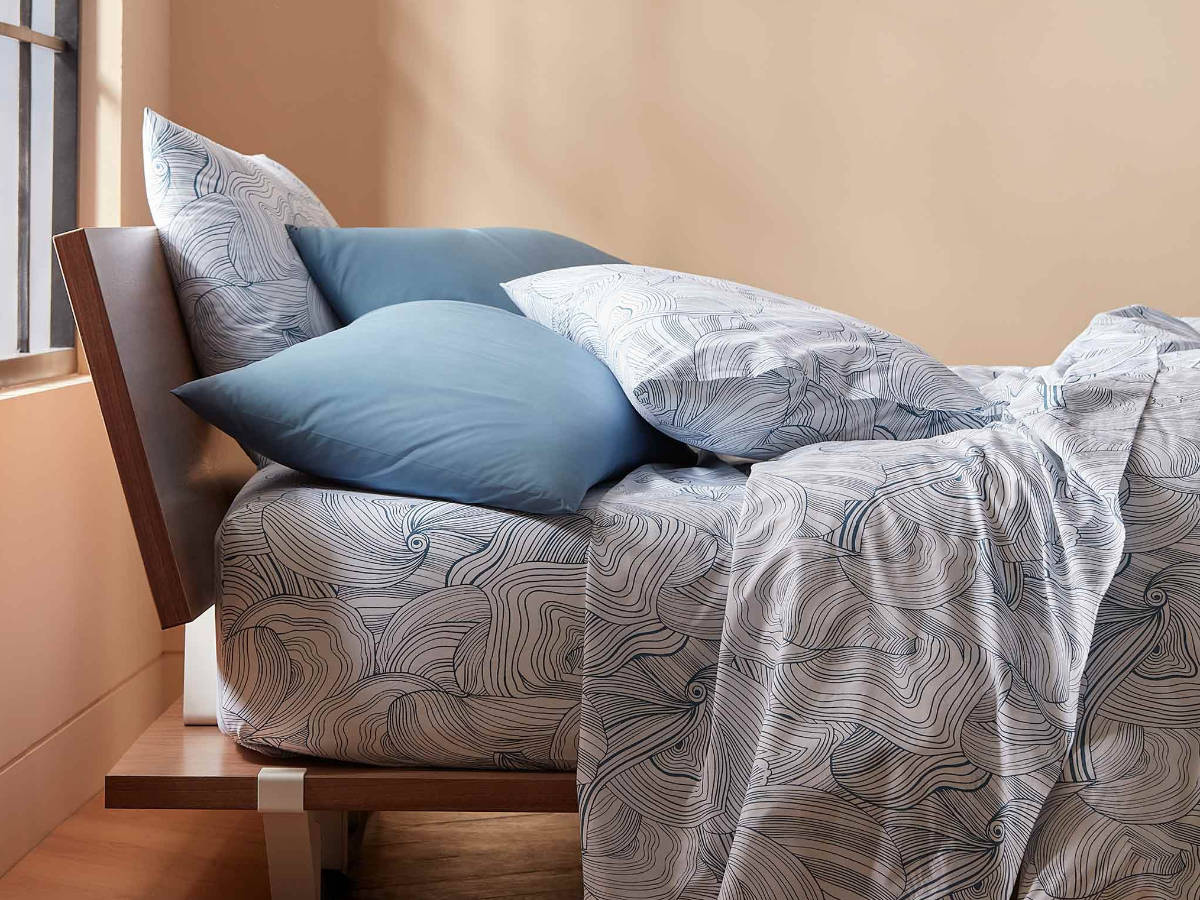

left=172, top=301, right=682, bottom=514
left=287, top=226, right=623, bottom=323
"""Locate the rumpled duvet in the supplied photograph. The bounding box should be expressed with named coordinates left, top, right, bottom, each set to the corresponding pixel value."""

left=577, top=307, right=1200, bottom=900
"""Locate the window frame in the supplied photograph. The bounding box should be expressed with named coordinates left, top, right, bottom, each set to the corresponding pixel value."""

left=0, top=0, right=78, bottom=389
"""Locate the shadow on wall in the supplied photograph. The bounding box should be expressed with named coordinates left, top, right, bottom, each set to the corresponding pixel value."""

left=167, top=1, right=392, bottom=226
left=169, top=0, right=1200, bottom=364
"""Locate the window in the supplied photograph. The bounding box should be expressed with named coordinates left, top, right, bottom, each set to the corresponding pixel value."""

left=0, top=0, right=76, bottom=388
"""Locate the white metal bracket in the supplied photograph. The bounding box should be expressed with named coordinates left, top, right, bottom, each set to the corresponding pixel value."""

left=258, top=767, right=321, bottom=900
left=182, top=605, right=219, bottom=725
left=258, top=766, right=308, bottom=814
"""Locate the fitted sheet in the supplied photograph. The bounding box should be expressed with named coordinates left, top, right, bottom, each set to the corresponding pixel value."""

left=215, top=463, right=746, bottom=768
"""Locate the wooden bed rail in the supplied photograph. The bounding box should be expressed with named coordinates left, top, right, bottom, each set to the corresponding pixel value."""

left=107, top=701, right=578, bottom=812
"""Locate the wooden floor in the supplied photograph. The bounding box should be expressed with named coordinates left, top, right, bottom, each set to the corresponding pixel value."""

left=0, top=794, right=583, bottom=899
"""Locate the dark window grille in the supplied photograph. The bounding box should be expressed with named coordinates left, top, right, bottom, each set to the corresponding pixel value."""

left=0, top=0, right=77, bottom=385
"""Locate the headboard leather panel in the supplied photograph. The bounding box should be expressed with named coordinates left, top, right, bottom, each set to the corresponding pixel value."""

left=54, top=227, right=254, bottom=628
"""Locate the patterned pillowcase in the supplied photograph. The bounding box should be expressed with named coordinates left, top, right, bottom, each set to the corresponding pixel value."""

left=142, top=109, right=341, bottom=376
left=503, top=265, right=993, bottom=459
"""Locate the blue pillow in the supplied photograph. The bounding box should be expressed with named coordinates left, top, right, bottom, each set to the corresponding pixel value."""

left=287, top=226, right=624, bottom=322
left=172, top=301, right=682, bottom=514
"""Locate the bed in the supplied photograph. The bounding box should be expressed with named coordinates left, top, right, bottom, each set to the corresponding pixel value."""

left=57, top=226, right=1200, bottom=900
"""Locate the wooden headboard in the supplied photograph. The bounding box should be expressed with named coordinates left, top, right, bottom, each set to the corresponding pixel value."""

left=54, top=228, right=254, bottom=628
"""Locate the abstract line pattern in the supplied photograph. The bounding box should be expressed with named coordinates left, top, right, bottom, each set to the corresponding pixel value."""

left=1015, top=310, right=1200, bottom=900
left=215, top=465, right=749, bottom=769
left=215, top=466, right=597, bottom=768
left=575, top=308, right=1191, bottom=899
left=503, top=264, right=994, bottom=459
left=143, top=110, right=340, bottom=376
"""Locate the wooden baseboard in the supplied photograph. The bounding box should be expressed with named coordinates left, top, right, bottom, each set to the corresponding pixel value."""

left=107, top=699, right=578, bottom=814
left=0, top=653, right=182, bottom=876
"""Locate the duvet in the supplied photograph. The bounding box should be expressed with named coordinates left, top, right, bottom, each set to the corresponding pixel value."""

left=576, top=307, right=1200, bottom=899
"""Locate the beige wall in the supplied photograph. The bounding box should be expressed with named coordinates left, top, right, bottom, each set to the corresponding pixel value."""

left=171, top=0, right=1200, bottom=364
left=0, top=379, right=181, bottom=875
left=0, top=0, right=178, bottom=875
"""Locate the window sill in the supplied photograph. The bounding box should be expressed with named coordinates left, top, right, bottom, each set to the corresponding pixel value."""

left=0, top=371, right=90, bottom=401
left=0, top=346, right=79, bottom=390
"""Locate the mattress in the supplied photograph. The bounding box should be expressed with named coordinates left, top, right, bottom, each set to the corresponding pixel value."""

left=215, top=464, right=600, bottom=768
left=217, top=370, right=1020, bottom=770
left=216, top=460, right=754, bottom=769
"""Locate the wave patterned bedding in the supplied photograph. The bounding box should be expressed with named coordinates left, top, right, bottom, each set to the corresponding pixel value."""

left=575, top=308, right=1200, bottom=900
left=216, top=465, right=595, bottom=769
left=217, top=307, right=1200, bottom=899
left=217, top=462, right=750, bottom=769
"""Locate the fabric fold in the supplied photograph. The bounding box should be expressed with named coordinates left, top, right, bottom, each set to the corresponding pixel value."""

left=577, top=308, right=1179, bottom=899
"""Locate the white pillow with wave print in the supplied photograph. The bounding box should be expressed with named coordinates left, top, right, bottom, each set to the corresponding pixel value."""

left=503, top=265, right=993, bottom=459
left=142, top=109, right=340, bottom=376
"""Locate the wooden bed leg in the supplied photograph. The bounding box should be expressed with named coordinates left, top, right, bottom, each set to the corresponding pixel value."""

left=259, top=768, right=321, bottom=899
left=315, top=811, right=348, bottom=872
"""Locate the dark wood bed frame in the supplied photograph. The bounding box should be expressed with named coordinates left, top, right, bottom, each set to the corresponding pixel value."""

left=54, top=227, right=576, bottom=897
